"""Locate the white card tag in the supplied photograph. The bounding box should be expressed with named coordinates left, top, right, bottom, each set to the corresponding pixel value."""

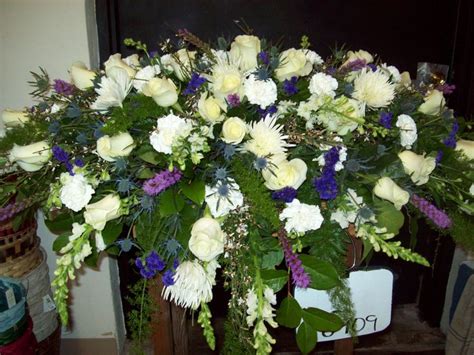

left=5, top=288, right=16, bottom=309
left=43, top=294, right=56, bottom=312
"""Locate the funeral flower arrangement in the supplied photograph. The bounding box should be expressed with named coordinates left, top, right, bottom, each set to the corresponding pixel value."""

left=1, top=31, right=473, bottom=354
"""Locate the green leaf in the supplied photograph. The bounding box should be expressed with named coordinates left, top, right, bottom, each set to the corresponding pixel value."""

left=180, top=179, right=205, bottom=205
left=45, top=213, right=76, bottom=234
left=300, top=255, right=340, bottom=290
left=52, top=233, right=70, bottom=252
left=138, top=150, right=160, bottom=165
left=362, top=238, right=374, bottom=262
left=261, top=250, right=284, bottom=269
left=84, top=248, right=99, bottom=268
left=101, top=222, right=123, bottom=245
left=137, top=167, right=155, bottom=179
left=159, top=189, right=185, bottom=216
left=296, top=321, right=317, bottom=354
left=276, top=297, right=302, bottom=328
left=260, top=269, right=288, bottom=293
left=374, top=199, right=405, bottom=234
left=106, top=245, right=120, bottom=256
left=302, top=307, right=344, bottom=332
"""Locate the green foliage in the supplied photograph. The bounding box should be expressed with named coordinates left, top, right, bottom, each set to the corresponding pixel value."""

left=276, top=296, right=302, bottom=328
left=179, top=179, right=205, bottom=205
left=450, top=211, right=474, bottom=252
left=28, top=67, right=51, bottom=97
left=0, top=120, right=49, bottom=152
left=328, top=280, right=357, bottom=338
left=231, top=158, right=280, bottom=230
left=374, top=198, right=405, bottom=234
left=301, top=307, right=344, bottom=332
left=260, top=269, right=288, bottom=293
left=300, top=255, right=341, bottom=290
left=296, top=321, right=318, bottom=354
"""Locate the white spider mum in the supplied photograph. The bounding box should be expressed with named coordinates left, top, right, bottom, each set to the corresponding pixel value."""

left=244, top=114, right=293, bottom=158
left=352, top=68, right=396, bottom=108
left=91, top=67, right=132, bottom=111
left=162, top=259, right=219, bottom=310
left=209, top=60, right=244, bottom=99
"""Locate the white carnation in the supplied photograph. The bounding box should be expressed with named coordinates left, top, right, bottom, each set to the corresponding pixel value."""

left=396, top=114, right=417, bottom=149
left=205, top=179, right=244, bottom=217
left=149, top=113, right=193, bottom=154
left=59, top=173, right=95, bottom=212
left=380, top=63, right=401, bottom=83
left=243, top=74, right=277, bottom=109
left=309, top=72, right=338, bottom=97
left=305, top=50, right=324, bottom=66
left=279, top=199, right=324, bottom=234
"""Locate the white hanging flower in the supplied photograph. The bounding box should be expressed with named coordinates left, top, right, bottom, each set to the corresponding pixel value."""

left=91, top=67, right=132, bottom=111
left=59, top=173, right=95, bottom=212
left=246, top=286, right=278, bottom=327
left=243, top=74, right=278, bottom=109
left=205, top=179, right=244, bottom=217
left=279, top=199, right=324, bottom=234
left=162, top=259, right=219, bottom=310
left=309, top=72, right=338, bottom=97
left=352, top=68, right=396, bottom=108
left=149, top=113, right=193, bottom=154
left=396, top=114, right=418, bottom=149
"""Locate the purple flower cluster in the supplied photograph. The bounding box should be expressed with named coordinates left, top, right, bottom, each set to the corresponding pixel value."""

left=411, top=194, right=452, bottom=229
left=282, top=76, right=299, bottom=96
left=257, top=105, right=277, bottom=117
left=135, top=251, right=166, bottom=279
left=0, top=200, right=29, bottom=222
left=258, top=51, right=270, bottom=66
left=379, top=112, right=393, bottom=129
left=143, top=168, right=182, bottom=196
left=346, top=59, right=367, bottom=71
left=443, top=120, right=459, bottom=149
left=226, top=94, right=241, bottom=108
left=313, top=147, right=340, bottom=200
left=52, top=145, right=74, bottom=174
left=279, top=233, right=311, bottom=288
left=272, top=187, right=297, bottom=203
left=183, top=73, right=206, bottom=95
left=435, top=150, right=443, bottom=165
left=436, top=83, right=456, bottom=95
left=53, top=79, right=75, bottom=96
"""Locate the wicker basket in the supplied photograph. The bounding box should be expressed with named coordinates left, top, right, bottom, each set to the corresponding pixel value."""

left=21, top=248, right=58, bottom=342
left=0, top=219, right=37, bottom=263
left=0, top=238, right=42, bottom=278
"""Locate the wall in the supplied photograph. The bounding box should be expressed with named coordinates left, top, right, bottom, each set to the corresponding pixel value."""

left=0, top=0, right=125, bottom=351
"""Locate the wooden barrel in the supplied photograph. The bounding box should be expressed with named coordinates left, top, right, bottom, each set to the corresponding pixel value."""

left=20, top=247, right=58, bottom=342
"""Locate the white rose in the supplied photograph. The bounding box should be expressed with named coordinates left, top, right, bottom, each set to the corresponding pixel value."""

left=104, top=53, right=136, bottom=78
left=243, top=74, right=278, bottom=109
left=309, top=72, right=338, bottom=97
left=70, top=62, right=96, bottom=90
left=133, top=65, right=161, bottom=92
left=399, top=71, right=412, bottom=87
left=169, top=49, right=196, bottom=81
left=418, top=90, right=445, bottom=115
left=221, top=117, right=247, bottom=144
left=60, top=173, right=95, bottom=212
left=2, top=109, right=29, bottom=127
left=211, top=64, right=243, bottom=99
left=398, top=151, right=436, bottom=185
left=198, top=93, right=226, bottom=123
left=123, top=54, right=140, bottom=68
left=341, top=49, right=374, bottom=67
left=275, top=48, right=313, bottom=81
left=262, top=158, right=307, bottom=190
left=229, top=35, right=261, bottom=71
left=97, top=132, right=135, bottom=162
left=396, top=114, right=417, bottom=149
left=373, top=177, right=410, bottom=210
left=83, top=194, right=122, bottom=231
left=9, top=141, right=51, bottom=172
left=142, top=77, right=178, bottom=107
left=150, top=114, right=193, bottom=154
left=189, top=217, right=225, bottom=261
left=456, top=139, right=474, bottom=160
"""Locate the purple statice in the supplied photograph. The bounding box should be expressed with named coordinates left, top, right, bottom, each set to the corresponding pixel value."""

left=135, top=251, right=167, bottom=279
left=326, top=67, right=337, bottom=76
left=346, top=59, right=367, bottom=71
left=272, top=187, right=297, bottom=203
left=53, top=79, right=75, bottom=96
left=367, top=63, right=377, bottom=72
left=436, top=83, right=456, bottom=95
left=173, top=258, right=179, bottom=269
left=443, top=120, right=459, bottom=149
left=435, top=150, right=443, bottom=166
left=258, top=51, right=270, bottom=66
left=143, top=168, right=182, bottom=196
left=411, top=194, right=452, bottom=229
left=162, top=269, right=175, bottom=286
left=183, top=72, right=206, bottom=95
left=282, top=76, right=299, bottom=96
left=227, top=94, right=241, bottom=108
left=313, top=147, right=340, bottom=200
left=52, top=145, right=69, bottom=163
left=135, top=258, right=155, bottom=279
left=279, top=232, right=311, bottom=288
left=379, top=112, right=393, bottom=129
left=257, top=105, right=277, bottom=117
left=74, top=158, right=84, bottom=167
